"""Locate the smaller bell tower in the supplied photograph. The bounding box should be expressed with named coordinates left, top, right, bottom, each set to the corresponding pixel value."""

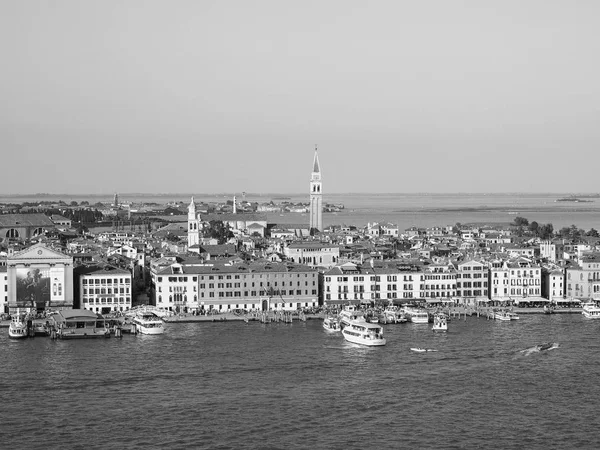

left=187, top=197, right=200, bottom=247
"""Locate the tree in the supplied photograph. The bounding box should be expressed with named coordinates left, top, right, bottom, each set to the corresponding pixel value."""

left=513, top=216, right=529, bottom=227
left=586, top=228, right=599, bottom=237
left=528, top=221, right=539, bottom=235
left=452, top=222, right=462, bottom=234
left=206, top=220, right=234, bottom=244
left=538, top=223, right=554, bottom=240
left=70, top=201, right=78, bottom=206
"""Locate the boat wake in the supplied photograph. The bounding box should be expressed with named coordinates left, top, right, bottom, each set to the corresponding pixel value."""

left=520, top=342, right=559, bottom=356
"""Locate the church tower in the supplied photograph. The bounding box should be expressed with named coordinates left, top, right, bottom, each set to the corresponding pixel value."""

left=309, top=146, right=323, bottom=233
left=188, top=197, right=200, bottom=247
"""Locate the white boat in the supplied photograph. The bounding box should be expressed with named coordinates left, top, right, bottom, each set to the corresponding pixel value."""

left=323, top=316, right=340, bottom=331
left=404, top=308, right=429, bottom=324
left=582, top=302, right=600, bottom=319
left=338, top=305, right=363, bottom=329
left=494, top=311, right=512, bottom=321
left=410, top=347, right=437, bottom=352
left=133, top=313, right=165, bottom=335
left=8, top=315, right=28, bottom=339
left=507, top=311, right=520, bottom=320
left=342, top=318, right=386, bottom=346
left=432, top=314, right=448, bottom=332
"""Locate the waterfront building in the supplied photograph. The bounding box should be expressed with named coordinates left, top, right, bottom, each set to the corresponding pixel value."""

left=309, top=147, right=323, bottom=233
left=422, top=263, right=457, bottom=303
left=565, top=252, right=600, bottom=300
left=154, top=261, right=318, bottom=313
left=541, top=267, right=565, bottom=302
left=75, top=264, right=132, bottom=314
left=284, top=241, right=340, bottom=269
left=506, top=259, right=542, bottom=300
left=6, top=243, right=74, bottom=314
left=0, top=213, right=57, bottom=243
left=455, top=259, right=489, bottom=306
left=489, top=259, right=510, bottom=302
left=322, top=261, right=424, bottom=306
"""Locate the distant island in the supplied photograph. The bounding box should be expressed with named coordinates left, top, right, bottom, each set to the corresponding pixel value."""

left=556, top=197, right=594, bottom=203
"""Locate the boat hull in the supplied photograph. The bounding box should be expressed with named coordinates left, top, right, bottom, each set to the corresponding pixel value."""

left=8, top=328, right=28, bottom=339
left=136, top=326, right=164, bottom=335
left=342, top=330, right=386, bottom=346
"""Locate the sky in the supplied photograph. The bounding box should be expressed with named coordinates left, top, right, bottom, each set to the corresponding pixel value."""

left=2, top=0, right=600, bottom=195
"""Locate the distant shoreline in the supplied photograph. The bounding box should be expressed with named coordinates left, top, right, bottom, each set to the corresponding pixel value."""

left=2, top=192, right=600, bottom=198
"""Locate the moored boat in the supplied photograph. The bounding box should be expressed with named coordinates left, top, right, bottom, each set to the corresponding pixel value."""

left=403, top=308, right=429, bottom=324
left=32, top=320, right=50, bottom=336
left=338, top=305, right=363, bottom=329
left=432, top=314, right=448, bottom=332
left=132, top=313, right=165, bottom=335
left=494, top=310, right=512, bottom=321
left=323, top=316, right=340, bottom=331
left=341, top=318, right=386, bottom=346
left=8, top=315, right=28, bottom=339
left=582, top=302, right=600, bottom=319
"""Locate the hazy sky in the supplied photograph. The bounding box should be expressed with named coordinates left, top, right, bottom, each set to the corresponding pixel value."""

left=2, top=1, right=599, bottom=195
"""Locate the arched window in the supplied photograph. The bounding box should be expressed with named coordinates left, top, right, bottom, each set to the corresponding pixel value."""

left=5, top=229, right=19, bottom=238
left=33, top=227, right=44, bottom=236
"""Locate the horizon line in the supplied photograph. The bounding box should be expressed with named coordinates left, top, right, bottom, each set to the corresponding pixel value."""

left=2, top=191, right=600, bottom=198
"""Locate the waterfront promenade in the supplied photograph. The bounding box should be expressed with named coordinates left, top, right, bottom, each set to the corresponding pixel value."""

left=0, top=306, right=583, bottom=328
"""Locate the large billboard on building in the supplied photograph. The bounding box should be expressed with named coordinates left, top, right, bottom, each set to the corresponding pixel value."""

left=15, top=266, right=64, bottom=308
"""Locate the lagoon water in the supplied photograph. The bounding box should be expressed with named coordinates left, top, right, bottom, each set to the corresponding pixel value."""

left=2, top=314, right=600, bottom=449
left=2, top=192, right=599, bottom=231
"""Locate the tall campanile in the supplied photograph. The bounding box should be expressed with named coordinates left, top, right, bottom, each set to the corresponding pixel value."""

left=309, top=146, right=323, bottom=233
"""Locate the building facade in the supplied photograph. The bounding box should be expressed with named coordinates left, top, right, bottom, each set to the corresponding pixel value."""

left=77, top=265, right=132, bottom=314
left=154, top=261, right=319, bottom=313
left=455, top=259, right=489, bottom=305
left=284, top=241, right=340, bottom=269
left=1, top=266, right=7, bottom=314
left=6, top=243, right=74, bottom=314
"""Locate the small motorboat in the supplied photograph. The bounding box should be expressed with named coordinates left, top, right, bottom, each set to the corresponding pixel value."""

left=432, top=314, right=448, bottom=332
left=537, top=342, right=558, bottom=351
left=322, top=316, right=340, bottom=332
left=410, top=347, right=437, bottom=353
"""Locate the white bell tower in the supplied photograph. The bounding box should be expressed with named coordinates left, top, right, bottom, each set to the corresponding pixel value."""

left=309, top=146, right=323, bottom=233
left=187, top=197, right=200, bottom=247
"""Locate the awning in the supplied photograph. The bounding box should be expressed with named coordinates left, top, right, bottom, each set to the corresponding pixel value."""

left=325, top=300, right=360, bottom=305
left=514, top=297, right=550, bottom=303
left=553, top=298, right=581, bottom=303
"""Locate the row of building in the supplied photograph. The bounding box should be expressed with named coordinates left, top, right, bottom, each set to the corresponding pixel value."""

left=3, top=237, right=600, bottom=315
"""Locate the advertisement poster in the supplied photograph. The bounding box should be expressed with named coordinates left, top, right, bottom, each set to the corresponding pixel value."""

left=50, top=267, right=64, bottom=301
left=16, top=266, right=51, bottom=307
